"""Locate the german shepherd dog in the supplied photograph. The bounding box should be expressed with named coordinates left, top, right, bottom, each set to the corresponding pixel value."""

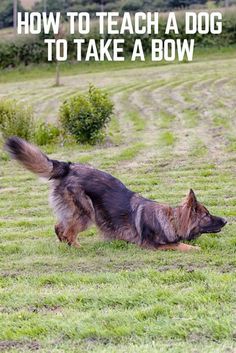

left=5, top=137, right=227, bottom=252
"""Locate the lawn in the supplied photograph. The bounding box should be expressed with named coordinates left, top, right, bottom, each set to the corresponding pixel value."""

left=0, top=52, right=236, bottom=352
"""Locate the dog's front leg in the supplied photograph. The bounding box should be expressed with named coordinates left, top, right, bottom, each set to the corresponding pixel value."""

left=157, top=243, right=200, bottom=252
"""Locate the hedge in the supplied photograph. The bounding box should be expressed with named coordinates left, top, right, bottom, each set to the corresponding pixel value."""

left=0, top=11, right=236, bottom=68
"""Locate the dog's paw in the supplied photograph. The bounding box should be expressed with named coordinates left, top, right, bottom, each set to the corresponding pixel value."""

left=177, top=243, right=201, bottom=252
left=72, top=241, right=81, bottom=249
left=192, top=245, right=201, bottom=251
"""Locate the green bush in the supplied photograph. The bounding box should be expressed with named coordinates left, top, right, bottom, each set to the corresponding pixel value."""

left=59, top=86, right=114, bottom=144
left=0, top=99, right=35, bottom=140
left=34, top=121, right=61, bottom=146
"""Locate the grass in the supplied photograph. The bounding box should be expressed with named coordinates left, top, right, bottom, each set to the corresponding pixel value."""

left=159, top=131, right=176, bottom=146
left=182, top=108, right=199, bottom=128
left=1, top=49, right=236, bottom=352
left=189, top=139, right=208, bottom=157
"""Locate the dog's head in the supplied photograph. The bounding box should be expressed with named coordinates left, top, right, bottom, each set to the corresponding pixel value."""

left=179, top=189, right=227, bottom=240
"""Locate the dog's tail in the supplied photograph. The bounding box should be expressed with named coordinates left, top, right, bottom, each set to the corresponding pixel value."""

left=4, top=136, right=70, bottom=180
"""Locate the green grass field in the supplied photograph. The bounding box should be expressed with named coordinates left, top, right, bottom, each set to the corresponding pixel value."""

left=0, top=51, right=236, bottom=352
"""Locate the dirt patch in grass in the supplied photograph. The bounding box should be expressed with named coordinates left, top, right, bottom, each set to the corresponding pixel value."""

left=0, top=340, right=40, bottom=351
left=29, top=305, right=63, bottom=314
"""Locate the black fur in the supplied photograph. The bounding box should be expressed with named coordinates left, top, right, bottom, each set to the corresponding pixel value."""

left=50, top=160, right=71, bottom=180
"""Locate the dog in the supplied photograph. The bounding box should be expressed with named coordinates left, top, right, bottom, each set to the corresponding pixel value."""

left=5, top=136, right=227, bottom=252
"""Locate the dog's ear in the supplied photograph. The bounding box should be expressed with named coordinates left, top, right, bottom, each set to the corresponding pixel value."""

left=183, top=189, right=197, bottom=209
left=187, top=189, right=197, bottom=208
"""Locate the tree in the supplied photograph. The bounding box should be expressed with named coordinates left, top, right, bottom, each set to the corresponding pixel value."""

left=167, top=0, right=207, bottom=7
left=54, top=25, right=66, bottom=87
left=122, top=0, right=143, bottom=12
left=13, top=0, right=17, bottom=34
left=0, top=0, right=24, bottom=29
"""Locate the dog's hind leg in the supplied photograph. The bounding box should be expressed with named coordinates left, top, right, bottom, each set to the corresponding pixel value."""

left=55, top=222, right=65, bottom=242
left=56, top=215, right=91, bottom=248
left=63, top=224, right=81, bottom=248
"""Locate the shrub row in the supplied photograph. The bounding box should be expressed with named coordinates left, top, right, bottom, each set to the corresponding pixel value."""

left=0, top=36, right=49, bottom=68
left=0, top=12, right=236, bottom=68
left=0, top=99, right=60, bottom=145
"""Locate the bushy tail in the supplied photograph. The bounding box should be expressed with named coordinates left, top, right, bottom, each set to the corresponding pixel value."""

left=4, top=136, right=70, bottom=179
